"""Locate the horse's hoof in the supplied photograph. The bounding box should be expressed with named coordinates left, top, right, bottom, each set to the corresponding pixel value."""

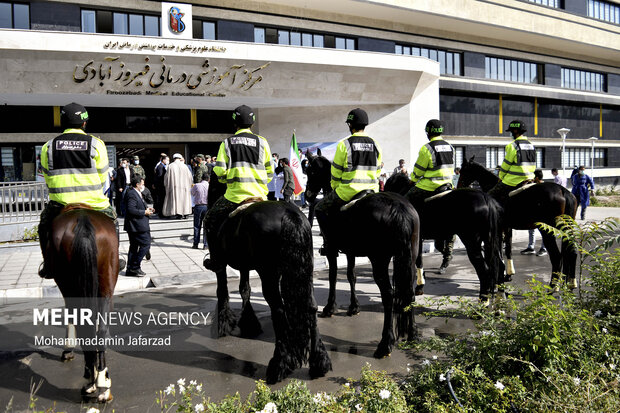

left=320, top=305, right=336, bottom=318
left=61, top=350, right=74, bottom=362
left=346, top=306, right=360, bottom=316
left=504, top=274, right=513, bottom=283
left=415, top=285, right=424, bottom=296
left=373, top=349, right=391, bottom=359
left=568, top=278, right=577, bottom=289
left=97, top=389, right=113, bottom=403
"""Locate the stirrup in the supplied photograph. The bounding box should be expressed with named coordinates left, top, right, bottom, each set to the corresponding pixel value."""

left=318, top=245, right=338, bottom=257
left=38, top=262, right=54, bottom=279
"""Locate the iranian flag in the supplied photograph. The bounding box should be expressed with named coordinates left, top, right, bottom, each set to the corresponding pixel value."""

left=289, top=132, right=305, bottom=195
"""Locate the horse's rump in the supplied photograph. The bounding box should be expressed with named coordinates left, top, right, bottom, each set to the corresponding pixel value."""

left=505, top=182, right=576, bottom=229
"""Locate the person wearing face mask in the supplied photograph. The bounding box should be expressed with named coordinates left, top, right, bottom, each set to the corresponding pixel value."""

left=131, top=155, right=145, bottom=178
left=488, top=119, right=536, bottom=206
left=115, top=157, right=136, bottom=217
left=123, top=176, right=154, bottom=276
left=571, top=165, right=595, bottom=220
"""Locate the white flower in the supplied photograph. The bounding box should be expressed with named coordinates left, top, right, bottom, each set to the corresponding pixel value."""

left=594, top=310, right=602, bottom=317
left=573, top=377, right=581, bottom=386
left=406, top=367, right=411, bottom=373
left=86, top=408, right=100, bottom=413
left=379, top=389, right=391, bottom=399
left=421, top=359, right=431, bottom=366
left=355, top=404, right=363, bottom=411
left=177, top=378, right=186, bottom=386
left=494, top=381, right=505, bottom=390
left=194, top=403, right=205, bottom=412
left=196, top=384, right=203, bottom=392
left=439, top=374, right=446, bottom=382
left=602, top=328, right=608, bottom=334
left=178, top=385, right=185, bottom=393
left=610, top=364, right=616, bottom=370
left=432, top=355, right=438, bottom=360
left=190, top=380, right=197, bottom=386
left=344, top=382, right=350, bottom=387
left=262, top=402, right=278, bottom=413
left=164, top=384, right=174, bottom=395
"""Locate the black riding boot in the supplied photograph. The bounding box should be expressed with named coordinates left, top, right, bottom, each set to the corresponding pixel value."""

left=115, top=221, right=126, bottom=272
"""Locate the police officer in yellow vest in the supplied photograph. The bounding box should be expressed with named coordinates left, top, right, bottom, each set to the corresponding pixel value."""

left=488, top=119, right=536, bottom=204
left=315, top=108, right=382, bottom=256
left=407, top=119, right=455, bottom=206
left=38, top=102, right=120, bottom=278
left=203, top=105, right=274, bottom=272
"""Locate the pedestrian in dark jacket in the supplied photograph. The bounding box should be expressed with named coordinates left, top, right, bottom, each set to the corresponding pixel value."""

left=280, top=158, right=295, bottom=203
left=154, top=154, right=168, bottom=216
left=123, top=175, right=154, bottom=276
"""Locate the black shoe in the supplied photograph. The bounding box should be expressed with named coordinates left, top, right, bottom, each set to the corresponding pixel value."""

left=520, top=247, right=535, bottom=255
left=119, top=258, right=126, bottom=271
left=145, top=251, right=151, bottom=261
left=125, top=269, right=144, bottom=277
left=438, top=258, right=451, bottom=274
left=192, top=244, right=199, bottom=249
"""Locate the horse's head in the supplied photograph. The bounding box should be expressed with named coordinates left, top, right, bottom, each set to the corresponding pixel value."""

left=384, top=173, right=413, bottom=195
left=208, top=168, right=227, bottom=208
left=304, top=153, right=331, bottom=202
left=458, top=156, right=498, bottom=190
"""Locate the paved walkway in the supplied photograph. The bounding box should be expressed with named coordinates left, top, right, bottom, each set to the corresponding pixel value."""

left=1, top=207, right=618, bottom=302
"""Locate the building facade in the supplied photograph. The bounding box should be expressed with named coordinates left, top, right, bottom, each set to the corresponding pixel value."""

left=0, top=0, right=618, bottom=185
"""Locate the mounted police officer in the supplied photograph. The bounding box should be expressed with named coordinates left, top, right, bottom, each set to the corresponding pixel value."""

left=203, top=105, right=274, bottom=272
left=406, top=119, right=455, bottom=272
left=488, top=119, right=536, bottom=205
left=315, top=108, right=382, bottom=256
left=38, top=102, right=123, bottom=278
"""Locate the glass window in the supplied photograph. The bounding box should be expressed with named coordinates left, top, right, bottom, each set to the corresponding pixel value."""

left=429, top=49, right=437, bottom=62
left=412, top=47, right=420, bottom=56
left=455, top=147, right=464, bottom=168
left=113, top=12, right=128, bottom=35
left=485, top=57, right=490, bottom=78
left=302, top=32, right=312, bottom=46
left=346, top=38, right=355, bottom=50
left=313, top=34, right=324, bottom=48
left=446, top=52, right=454, bottom=75
left=395, top=44, right=402, bottom=54
left=337, top=37, right=355, bottom=50
left=588, top=0, right=620, bottom=24
left=202, top=21, right=215, bottom=40
left=536, top=148, right=544, bottom=168
left=453, top=53, right=461, bottom=75
left=13, top=2, right=28, bottom=29
left=278, top=30, right=289, bottom=45
left=518, top=61, right=525, bottom=83
left=254, top=27, right=265, bottom=43
left=0, top=3, right=11, bottom=29
left=81, top=10, right=96, bottom=33
left=421, top=48, right=429, bottom=58
left=129, top=14, right=143, bottom=35
left=290, top=32, right=301, bottom=46
left=403, top=46, right=410, bottom=55
left=490, top=58, right=497, bottom=79
left=438, top=50, right=446, bottom=74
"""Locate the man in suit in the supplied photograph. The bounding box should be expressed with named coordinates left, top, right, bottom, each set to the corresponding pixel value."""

left=123, top=175, right=154, bottom=276
left=115, top=158, right=135, bottom=217
left=154, top=153, right=168, bottom=216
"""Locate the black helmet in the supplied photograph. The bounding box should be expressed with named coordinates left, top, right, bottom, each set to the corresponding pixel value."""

left=425, top=119, right=444, bottom=136
left=232, top=105, right=255, bottom=126
left=61, top=102, right=89, bottom=127
left=506, top=119, right=527, bottom=133
left=346, top=108, right=369, bottom=127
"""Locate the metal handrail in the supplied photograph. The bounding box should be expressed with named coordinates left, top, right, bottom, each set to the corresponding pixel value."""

left=0, top=181, right=48, bottom=225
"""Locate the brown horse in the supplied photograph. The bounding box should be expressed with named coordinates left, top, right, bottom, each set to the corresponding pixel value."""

left=46, top=205, right=119, bottom=403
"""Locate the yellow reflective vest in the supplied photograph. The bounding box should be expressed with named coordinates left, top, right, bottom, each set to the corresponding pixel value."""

left=40, top=128, right=110, bottom=209
left=411, top=136, right=455, bottom=191
left=214, top=128, right=274, bottom=204
left=499, top=136, right=536, bottom=187
left=331, top=132, right=382, bottom=202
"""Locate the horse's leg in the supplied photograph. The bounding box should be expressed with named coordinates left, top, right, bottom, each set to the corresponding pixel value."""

left=212, top=268, right=237, bottom=337
left=561, top=237, right=578, bottom=289
left=503, top=228, right=515, bottom=282
left=94, top=297, right=113, bottom=403
left=346, top=254, right=360, bottom=316
left=462, top=235, right=493, bottom=305
left=415, top=241, right=425, bottom=296
left=81, top=349, right=98, bottom=397
left=261, top=275, right=294, bottom=384
left=541, top=230, right=564, bottom=290
left=320, top=254, right=339, bottom=317
left=238, top=269, right=263, bottom=338
left=61, top=323, right=76, bottom=362
left=370, top=254, right=395, bottom=359
left=308, top=293, right=332, bottom=379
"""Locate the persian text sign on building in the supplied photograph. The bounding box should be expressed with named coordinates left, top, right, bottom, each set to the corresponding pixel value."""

left=161, top=2, right=193, bottom=39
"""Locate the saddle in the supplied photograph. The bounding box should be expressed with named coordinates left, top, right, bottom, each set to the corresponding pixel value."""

left=340, top=190, right=375, bottom=212
left=61, top=203, right=93, bottom=213
left=508, top=181, right=536, bottom=197
left=229, top=197, right=264, bottom=218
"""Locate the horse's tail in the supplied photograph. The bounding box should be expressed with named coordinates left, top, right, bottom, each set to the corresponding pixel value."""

left=278, top=207, right=317, bottom=369
left=484, top=195, right=505, bottom=289
left=563, top=187, right=578, bottom=219
left=71, top=212, right=99, bottom=307
left=389, top=197, right=418, bottom=340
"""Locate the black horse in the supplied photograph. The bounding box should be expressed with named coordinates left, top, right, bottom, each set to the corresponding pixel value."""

left=304, top=152, right=420, bottom=358
left=205, top=171, right=331, bottom=384
left=458, top=157, right=578, bottom=288
left=384, top=173, right=505, bottom=302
